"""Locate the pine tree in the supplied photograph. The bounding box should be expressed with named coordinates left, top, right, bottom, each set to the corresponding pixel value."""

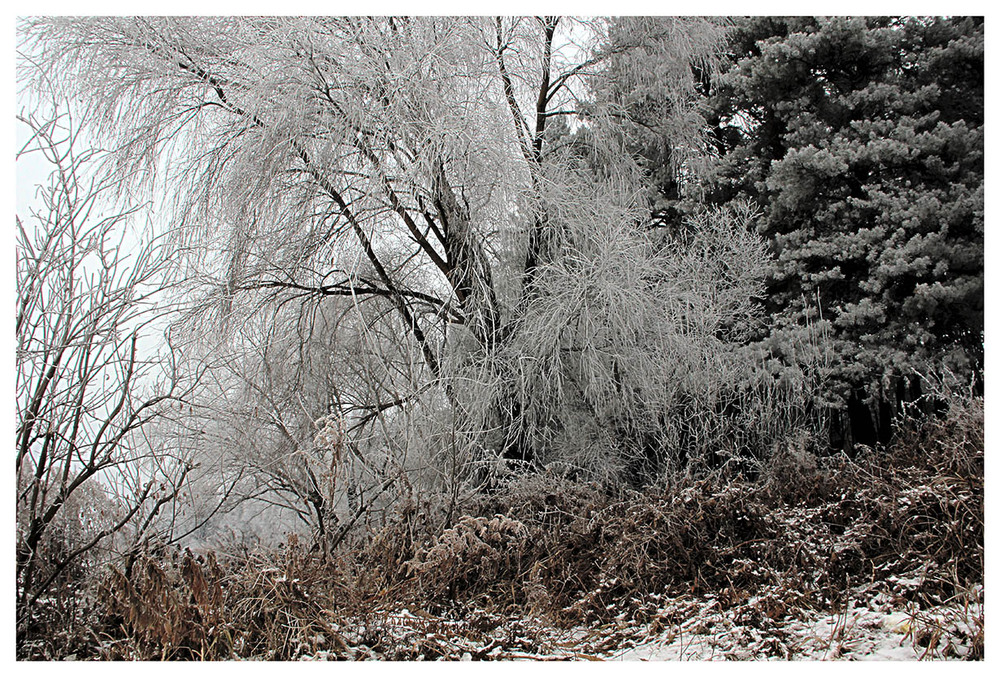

left=704, top=16, right=983, bottom=448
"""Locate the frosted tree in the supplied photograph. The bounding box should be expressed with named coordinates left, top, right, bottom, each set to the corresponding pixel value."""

left=15, top=109, right=195, bottom=635
left=20, top=16, right=776, bottom=500
left=702, top=17, right=984, bottom=448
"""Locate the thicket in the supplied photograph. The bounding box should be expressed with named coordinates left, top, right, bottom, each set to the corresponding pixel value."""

left=18, top=389, right=983, bottom=660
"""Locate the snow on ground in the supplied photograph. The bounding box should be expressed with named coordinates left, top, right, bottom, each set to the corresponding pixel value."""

left=612, top=594, right=983, bottom=661
left=303, top=584, right=982, bottom=660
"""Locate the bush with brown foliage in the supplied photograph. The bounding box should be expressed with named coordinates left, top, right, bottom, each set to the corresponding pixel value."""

left=17, top=394, right=982, bottom=660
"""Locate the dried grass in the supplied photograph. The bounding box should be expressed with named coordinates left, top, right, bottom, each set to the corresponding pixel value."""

left=19, top=394, right=983, bottom=660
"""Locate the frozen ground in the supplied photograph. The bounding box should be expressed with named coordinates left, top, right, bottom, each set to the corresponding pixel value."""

left=611, top=592, right=982, bottom=660
left=305, top=584, right=982, bottom=661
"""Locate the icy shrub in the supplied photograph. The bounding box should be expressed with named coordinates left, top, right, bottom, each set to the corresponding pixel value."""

left=408, top=514, right=530, bottom=598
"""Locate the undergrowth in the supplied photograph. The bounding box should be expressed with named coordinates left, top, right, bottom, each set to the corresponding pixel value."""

left=18, top=396, right=983, bottom=660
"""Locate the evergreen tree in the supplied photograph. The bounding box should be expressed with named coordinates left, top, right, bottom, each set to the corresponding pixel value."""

left=704, top=16, right=983, bottom=448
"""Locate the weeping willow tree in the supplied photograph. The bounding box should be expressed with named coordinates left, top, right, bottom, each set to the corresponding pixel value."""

left=20, top=16, right=789, bottom=500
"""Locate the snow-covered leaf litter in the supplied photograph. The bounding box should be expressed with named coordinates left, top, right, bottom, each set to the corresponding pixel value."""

left=612, top=587, right=983, bottom=661
left=294, top=571, right=981, bottom=662
left=297, top=587, right=981, bottom=661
